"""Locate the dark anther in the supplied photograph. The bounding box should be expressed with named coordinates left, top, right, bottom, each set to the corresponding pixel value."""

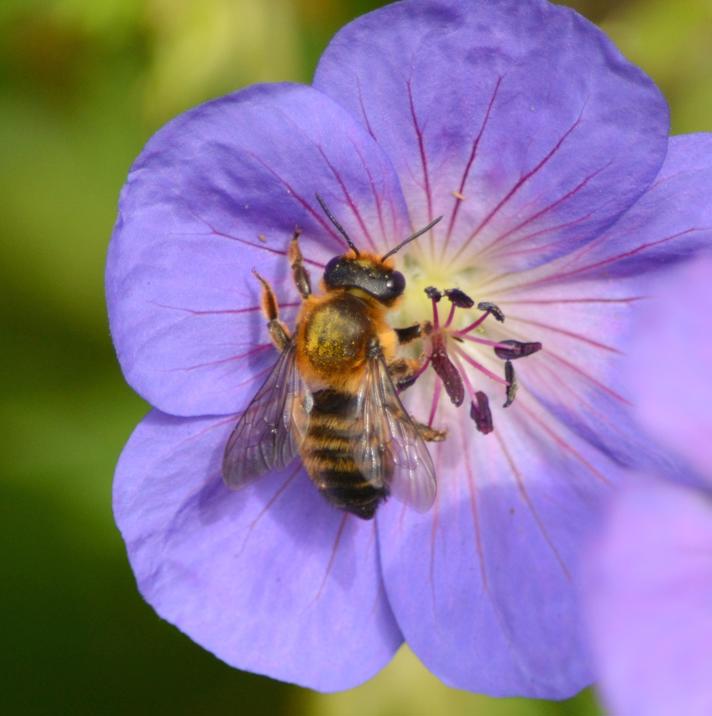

left=477, top=301, right=505, bottom=322
left=444, top=288, right=475, bottom=308
left=425, top=286, right=442, bottom=302
left=470, top=391, right=493, bottom=435
left=430, top=335, right=465, bottom=406
left=494, top=340, right=543, bottom=360
left=503, top=360, right=517, bottom=408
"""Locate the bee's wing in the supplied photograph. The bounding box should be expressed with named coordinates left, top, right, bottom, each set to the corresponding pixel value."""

left=355, top=350, right=437, bottom=512
left=222, top=343, right=307, bottom=488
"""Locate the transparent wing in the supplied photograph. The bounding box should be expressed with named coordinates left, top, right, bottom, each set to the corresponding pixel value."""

left=353, top=349, right=437, bottom=512
left=222, top=343, right=307, bottom=488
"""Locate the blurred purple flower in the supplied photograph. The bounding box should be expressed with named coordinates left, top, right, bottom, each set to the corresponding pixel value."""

left=106, top=0, right=712, bottom=698
left=586, top=257, right=712, bottom=716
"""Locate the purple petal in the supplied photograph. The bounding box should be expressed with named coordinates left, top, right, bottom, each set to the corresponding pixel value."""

left=377, top=393, right=623, bottom=697
left=314, top=0, right=669, bottom=272
left=114, top=410, right=402, bottom=691
left=499, top=134, right=712, bottom=287
left=484, top=135, right=712, bottom=475
left=586, top=478, right=712, bottom=716
left=626, top=255, right=712, bottom=482
left=106, top=83, right=409, bottom=417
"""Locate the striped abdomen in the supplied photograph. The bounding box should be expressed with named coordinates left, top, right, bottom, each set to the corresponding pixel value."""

left=300, top=389, right=390, bottom=520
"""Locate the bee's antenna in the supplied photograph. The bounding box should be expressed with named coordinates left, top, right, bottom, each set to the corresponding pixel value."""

left=381, top=215, right=443, bottom=261
left=315, top=193, right=360, bottom=256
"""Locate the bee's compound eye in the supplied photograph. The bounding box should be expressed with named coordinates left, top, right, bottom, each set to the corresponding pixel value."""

left=325, top=256, right=341, bottom=274
left=324, top=256, right=344, bottom=286
left=386, top=271, right=406, bottom=295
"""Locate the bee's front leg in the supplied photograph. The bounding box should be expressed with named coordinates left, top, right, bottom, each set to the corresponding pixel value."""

left=253, top=271, right=291, bottom=352
left=288, top=229, right=311, bottom=298
left=394, top=321, right=431, bottom=345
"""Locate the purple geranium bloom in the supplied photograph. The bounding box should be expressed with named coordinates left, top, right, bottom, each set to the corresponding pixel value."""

left=106, top=0, right=712, bottom=698
left=586, top=257, right=712, bottom=716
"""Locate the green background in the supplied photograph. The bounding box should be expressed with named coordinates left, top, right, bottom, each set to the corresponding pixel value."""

left=2, top=1, right=709, bottom=713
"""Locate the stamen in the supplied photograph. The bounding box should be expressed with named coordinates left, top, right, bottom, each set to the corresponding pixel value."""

left=477, top=301, right=505, bottom=322
left=494, top=340, right=543, bottom=360
left=425, top=286, right=442, bottom=328
left=430, top=334, right=465, bottom=406
left=469, top=391, right=494, bottom=434
left=503, top=360, right=517, bottom=408
left=444, top=288, right=475, bottom=308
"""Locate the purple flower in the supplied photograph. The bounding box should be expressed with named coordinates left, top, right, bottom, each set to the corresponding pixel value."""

left=585, top=257, right=712, bottom=716
left=106, top=0, right=712, bottom=697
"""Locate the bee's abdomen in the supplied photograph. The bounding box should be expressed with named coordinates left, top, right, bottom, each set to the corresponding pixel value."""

left=301, top=389, right=389, bottom=520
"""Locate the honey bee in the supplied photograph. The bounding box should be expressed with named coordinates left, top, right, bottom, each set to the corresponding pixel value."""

left=222, top=197, right=445, bottom=519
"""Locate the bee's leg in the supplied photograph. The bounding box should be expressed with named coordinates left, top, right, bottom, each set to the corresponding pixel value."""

left=387, top=357, right=423, bottom=391
left=253, top=271, right=291, bottom=352
left=413, top=421, right=447, bottom=442
left=288, top=229, right=312, bottom=298
left=394, top=321, right=432, bottom=345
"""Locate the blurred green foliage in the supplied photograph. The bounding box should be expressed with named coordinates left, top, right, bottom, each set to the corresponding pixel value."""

left=1, top=1, right=709, bottom=713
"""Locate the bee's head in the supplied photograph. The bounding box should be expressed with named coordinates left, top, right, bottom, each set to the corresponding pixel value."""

left=314, top=194, right=442, bottom=305
left=323, top=253, right=406, bottom=305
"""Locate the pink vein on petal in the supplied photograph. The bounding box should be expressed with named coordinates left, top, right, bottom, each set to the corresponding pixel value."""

left=163, top=343, right=272, bottom=373
left=516, top=399, right=611, bottom=486
left=351, top=140, right=388, bottom=245
left=546, top=350, right=630, bottom=405
left=317, top=146, right=377, bottom=251
left=312, top=513, right=350, bottom=605
left=450, top=112, right=585, bottom=264
left=460, top=423, right=489, bottom=591
left=355, top=75, right=377, bottom=141
left=506, top=315, right=624, bottom=354
left=243, top=150, right=346, bottom=249
left=442, top=76, right=503, bottom=255
left=406, top=77, right=434, bottom=253
left=453, top=346, right=508, bottom=386
left=504, top=228, right=704, bottom=294
left=150, top=301, right=300, bottom=316
left=494, top=430, right=571, bottom=581
left=497, top=296, right=647, bottom=306
left=477, top=161, right=612, bottom=258
left=175, top=414, right=242, bottom=450
left=236, top=464, right=302, bottom=558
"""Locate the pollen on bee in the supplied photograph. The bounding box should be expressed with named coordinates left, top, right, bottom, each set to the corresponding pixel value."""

left=452, top=190, right=466, bottom=200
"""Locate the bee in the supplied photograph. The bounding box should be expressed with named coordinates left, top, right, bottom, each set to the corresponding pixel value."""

left=222, top=196, right=445, bottom=519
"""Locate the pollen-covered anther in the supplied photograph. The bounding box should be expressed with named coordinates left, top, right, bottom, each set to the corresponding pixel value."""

left=503, top=360, right=518, bottom=408
left=494, top=340, right=543, bottom=360
left=444, top=288, right=475, bottom=309
left=477, top=301, right=505, bottom=323
left=424, top=286, right=442, bottom=302
left=469, top=391, right=493, bottom=434
left=430, top=333, right=465, bottom=406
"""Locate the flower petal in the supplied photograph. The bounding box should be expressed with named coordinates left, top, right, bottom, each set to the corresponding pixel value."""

left=314, top=0, right=669, bottom=272
left=377, top=393, right=621, bottom=697
left=114, top=410, right=402, bottom=691
left=586, top=478, right=712, bottom=716
left=626, top=255, right=712, bottom=482
left=106, top=83, right=409, bottom=416
left=482, top=134, right=712, bottom=475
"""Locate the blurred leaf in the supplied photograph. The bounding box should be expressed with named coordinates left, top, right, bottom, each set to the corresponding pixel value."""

left=303, top=646, right=602, bottom=716
left=142, top=0, right=302, bottom=123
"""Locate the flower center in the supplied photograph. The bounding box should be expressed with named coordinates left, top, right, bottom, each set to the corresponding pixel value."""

left=393, top=251, right=542, bottom=435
